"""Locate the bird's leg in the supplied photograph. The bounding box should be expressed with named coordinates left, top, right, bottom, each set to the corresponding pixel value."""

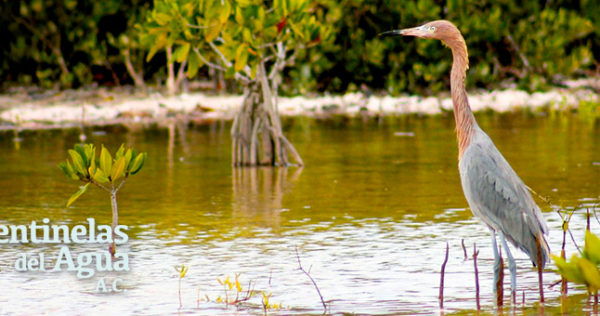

left=490, top=230, right=500, bottom=296
left=499, top=232, right=517, bottom=304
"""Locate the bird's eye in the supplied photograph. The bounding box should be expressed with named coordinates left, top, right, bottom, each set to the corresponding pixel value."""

left=430, top=26, right=436, bottom=32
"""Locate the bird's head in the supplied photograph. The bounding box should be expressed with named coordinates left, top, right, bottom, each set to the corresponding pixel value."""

left=380, top=20, right=467, bottom=62
left=380, top=20, right=464, bottom=47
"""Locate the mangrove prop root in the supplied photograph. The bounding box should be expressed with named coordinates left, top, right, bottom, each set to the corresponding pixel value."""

left=439, top=242, right=449, bottom=310
left=561, top=219, right=568, bottom=296
left=231, top=63, right=303, bottom=167
left=497, top=246, right=504, bottom=308
left=473, top=243, right=480, bottom=311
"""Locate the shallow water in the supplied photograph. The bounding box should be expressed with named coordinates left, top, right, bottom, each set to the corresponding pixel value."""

left=0, top=113, right=599, bottom=315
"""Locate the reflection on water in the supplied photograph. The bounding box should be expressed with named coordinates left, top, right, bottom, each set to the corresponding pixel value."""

left=0, top=114, right=598, bottom=314
left=233, top=167, right=303, bottom=230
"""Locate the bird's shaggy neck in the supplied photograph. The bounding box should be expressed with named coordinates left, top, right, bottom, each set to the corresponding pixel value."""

left=446, top=36, right=475, bottom=160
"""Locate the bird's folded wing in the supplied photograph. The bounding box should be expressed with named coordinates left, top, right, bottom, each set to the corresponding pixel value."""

left=459, top=139, right=548, bottom=253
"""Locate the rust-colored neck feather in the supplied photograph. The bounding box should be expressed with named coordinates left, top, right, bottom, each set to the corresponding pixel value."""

left=444, top=34, right=475, bottom=160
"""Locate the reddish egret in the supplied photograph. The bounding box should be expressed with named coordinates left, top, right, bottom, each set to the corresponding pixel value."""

left=381, top=20, right=550, bottom=300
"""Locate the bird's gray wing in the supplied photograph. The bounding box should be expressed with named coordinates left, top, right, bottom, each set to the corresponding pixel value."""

left=459, top=131, right=548, bottom=264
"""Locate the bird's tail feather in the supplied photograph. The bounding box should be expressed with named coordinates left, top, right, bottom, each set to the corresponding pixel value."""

left=533, top=231, right=550, bottom=268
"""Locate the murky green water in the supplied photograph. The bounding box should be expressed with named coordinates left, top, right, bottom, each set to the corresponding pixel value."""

left=0, top=113, right=599, bottom=315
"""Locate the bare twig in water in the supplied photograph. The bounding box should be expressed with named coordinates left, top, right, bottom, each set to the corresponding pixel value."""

left=592, top=206, right=600, bottom=226
left=461, top=239, right=468, bottom=261
left=558, top=208, right=582, bottom=254
left=587, top=208, right=591, bottom=232
left=295, top=247, right=327, bottom=313
left=179, top=277, right=183, bottom=309
left=561, top=217, right=568, bottom=296
left=497, top=246, right=504, bottom=308
left=527, top=187, right=582, bottom=254
left=439, top=242, right=449, bottom=310
left=549, top=279, right=562, bottom=288
left=473, top=243, right=480, bottom=311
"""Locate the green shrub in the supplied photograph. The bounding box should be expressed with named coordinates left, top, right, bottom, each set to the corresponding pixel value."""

left=0, top=0, right=598, bottom=94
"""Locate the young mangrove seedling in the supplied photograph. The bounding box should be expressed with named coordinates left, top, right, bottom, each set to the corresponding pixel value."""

left=175, top=264, right=189, bottom=309
left=59, top=143, right=147, bottom=255
left=554, top=230, right=600, bottom=300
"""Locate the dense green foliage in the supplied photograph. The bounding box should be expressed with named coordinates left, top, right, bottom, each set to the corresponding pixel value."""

left=140, top=0, right=330, bottom=94
left=0, top=0, right=599, bottom=94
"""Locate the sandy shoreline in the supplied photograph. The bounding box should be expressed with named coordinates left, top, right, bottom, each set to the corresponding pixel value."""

left=0, top=80, right=598, bottom=131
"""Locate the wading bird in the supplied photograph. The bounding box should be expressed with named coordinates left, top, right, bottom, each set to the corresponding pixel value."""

left=381, top=20, right=550, bottom=301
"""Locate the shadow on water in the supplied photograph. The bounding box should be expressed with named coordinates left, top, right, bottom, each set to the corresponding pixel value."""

left=0, top=113, right=598, bottom=314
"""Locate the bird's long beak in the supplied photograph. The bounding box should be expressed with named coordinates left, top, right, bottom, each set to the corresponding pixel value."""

left=379, top=27, right=424, bottom=38
left=379, top=30, right=403, bottom=37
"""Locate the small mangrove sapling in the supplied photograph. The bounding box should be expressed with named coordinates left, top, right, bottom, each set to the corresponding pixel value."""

left=175, top=264, right=189, bottom=309
left=554, top=230, right=600, bottom=298
left=59, top=143, right=147, bottom=255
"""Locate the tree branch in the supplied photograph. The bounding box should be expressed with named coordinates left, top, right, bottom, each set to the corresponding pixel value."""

left=194, top=48, right=250, bottom=84
left=295, top=247, right=327, bottom=313
left=175, top=59, right=188, bottom=88
left=115, top=175, right=128, bottom=193
left=193, top=48, right=226, bottom=71
left=90, top=179, right=111, bottom=193
left=209, top=41, right=233, bottom=68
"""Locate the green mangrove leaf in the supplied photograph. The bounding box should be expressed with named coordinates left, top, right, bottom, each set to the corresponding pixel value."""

left=88, top=155, right=96, bottom=176
left=173, top=43, right=190, bottom=63
left=111, top=156, right=126, bottom=181
left=584, top=231, right=600, bottom=265
left=234, top=44, right=248, bottom=72
left=179, top=265, right=188, bottom=278
left=123, top=149, right=133, bottom=173
left=154, top=12, right=172, bottom=26
left=577, top=257, right=600, bottom=291
left=205, top=19, right=222, bottom=42
left=67, top=183, right=89, bottom=207
left=553, top=254, right=586, bottom=285
left=74, top=144, right=88, bottom=167
left=68, top=149, right=87, bottom=177
left=83, top=144, right=95, bottom=162
left=187, top=50, right=202, bottom=78
left=99, top=145, right=112, bottom=177
left=129, top=152, right=147, bottom=175
left=234, top=6, right=244, bottom=25
left=92, top=168, right=109, bottom=184
left=115, top=144, right=125, bottom=160
left=218, top=0, right=231, bottom=23
left=66, top=161, right=80, bottom=180
left=59, top=162, right=78, bottom=180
